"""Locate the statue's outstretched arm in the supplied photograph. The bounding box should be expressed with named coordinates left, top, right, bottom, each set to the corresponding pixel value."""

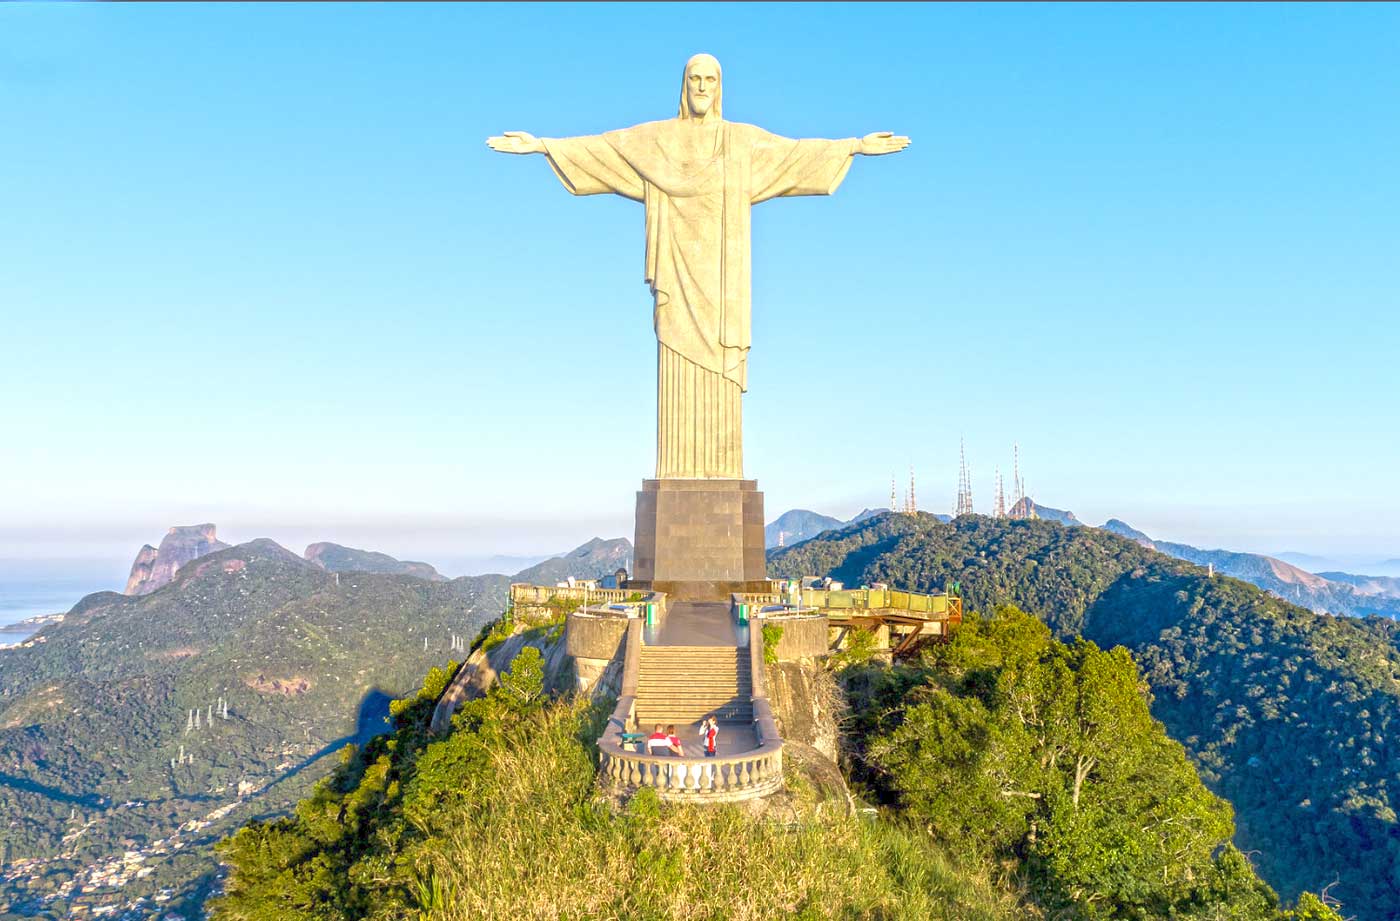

left=857, top=132, right=911, bottom=156
left=486, top=131, right=547, bottom=155
left=489, top=129, right=643, bottom=200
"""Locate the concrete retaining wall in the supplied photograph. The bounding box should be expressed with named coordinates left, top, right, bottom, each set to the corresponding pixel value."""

left=565, top=611, right=630, bottom=661
left=761, top=614, right=829, bottom=661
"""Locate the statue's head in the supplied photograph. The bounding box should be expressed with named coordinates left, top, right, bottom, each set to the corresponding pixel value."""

left=678, top=53, right=722, bottom=121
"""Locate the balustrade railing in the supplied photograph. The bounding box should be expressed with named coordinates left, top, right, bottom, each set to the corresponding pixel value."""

left=599, top=742, right=783, bottom=798
left=510, top=583, right=634, bottom=606
left=596, top=608, right=785, bottom=802
left=735, top=587, right=960, bottom=620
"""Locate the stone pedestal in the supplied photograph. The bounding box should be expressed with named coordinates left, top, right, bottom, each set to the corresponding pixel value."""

left=630, top=479, right=767, bottom=601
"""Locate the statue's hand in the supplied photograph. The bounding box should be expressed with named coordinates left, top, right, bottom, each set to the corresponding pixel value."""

left=858, top=132, right=911, bottom=156
left=486, top=131, right=545, bottom=155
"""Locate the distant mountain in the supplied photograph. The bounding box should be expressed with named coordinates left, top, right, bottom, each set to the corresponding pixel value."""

left=0, top=536, right=507, bottom=917
left=765, top=509, right=845, bottom=548
left=1319, top=571, right=1400, bottom=600
left=1275, top=554, right=1400, bottom=579
left=1102, top=518, right=1155, bottom=548
left=1273, top=551, right=1338, bottom=572
left=304, top=542, right=446, bottom=581
left=1005, top=497, right=1081, bottom=526
left=511, top=537, right=632, bottom=585
left=451, top=552, right=558, bottom=576
left=124, top=524, right=229, bottom=595
left=766, top=508, right=953, bottom=550
left=1099, top=521, right=1400, bottom=620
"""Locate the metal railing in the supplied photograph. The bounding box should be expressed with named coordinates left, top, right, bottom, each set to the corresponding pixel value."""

left=736, top=587, right=961, bottom=618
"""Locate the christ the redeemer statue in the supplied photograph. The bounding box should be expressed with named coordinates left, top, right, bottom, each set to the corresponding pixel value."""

left=489, top=53, right=909, bottom=480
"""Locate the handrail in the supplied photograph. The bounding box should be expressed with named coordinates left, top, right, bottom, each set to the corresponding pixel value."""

left=748, top=612, right=780, bottom=747
left=599, top=617, right=644, bottom=751
left=735, top=587, right=957, bottom=618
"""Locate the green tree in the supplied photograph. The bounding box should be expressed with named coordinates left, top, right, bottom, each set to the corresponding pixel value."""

left=497, top=646, right=545, bottom=709
left=861, top=608, right=1266, bottom=919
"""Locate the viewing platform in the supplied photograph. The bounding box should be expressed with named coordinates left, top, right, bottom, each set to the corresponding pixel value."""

left=588, top=600, right=783, bottom=803
left=733, top=584, right=963, bottom=659
left=497, top=578, right=963, bottom=804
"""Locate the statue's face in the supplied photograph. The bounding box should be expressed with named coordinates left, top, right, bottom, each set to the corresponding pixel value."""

left=685, top=60, right=719, bottom=118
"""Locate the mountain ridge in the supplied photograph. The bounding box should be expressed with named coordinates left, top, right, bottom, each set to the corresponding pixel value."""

left=0, top=529, right=636, bottom=916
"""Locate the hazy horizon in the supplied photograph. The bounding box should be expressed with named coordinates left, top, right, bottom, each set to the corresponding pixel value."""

left=2, top=493, right=1396, bottom=586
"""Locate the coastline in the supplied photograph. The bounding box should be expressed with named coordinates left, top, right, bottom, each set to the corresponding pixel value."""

left=0, top=612, right=67, bottom=649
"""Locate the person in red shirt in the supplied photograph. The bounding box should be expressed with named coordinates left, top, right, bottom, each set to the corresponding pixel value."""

left=646, top=723, right=672, bottom=756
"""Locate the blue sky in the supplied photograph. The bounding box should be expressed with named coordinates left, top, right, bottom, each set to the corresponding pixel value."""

left=2, top=3, right=1397, bottom=573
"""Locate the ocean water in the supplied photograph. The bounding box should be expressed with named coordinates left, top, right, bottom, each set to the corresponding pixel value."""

left=0, top=575, right=118, bottom=643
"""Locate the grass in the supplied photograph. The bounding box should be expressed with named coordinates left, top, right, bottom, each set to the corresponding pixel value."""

left=407, top=704, right=1032, bottom=921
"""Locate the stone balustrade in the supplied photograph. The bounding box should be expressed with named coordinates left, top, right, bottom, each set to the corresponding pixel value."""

left=595, top=612, right=785, bottom=803
left=510, top=583, right=634, bottom=606
left=599, top=737, right=784, bottom=801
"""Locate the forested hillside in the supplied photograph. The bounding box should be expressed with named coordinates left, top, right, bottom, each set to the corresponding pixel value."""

left=0, top=540, right=506, bottom=918
left=210, top=607, right=1338, bottom=920
left=771, top=513, right=1400, bottom=920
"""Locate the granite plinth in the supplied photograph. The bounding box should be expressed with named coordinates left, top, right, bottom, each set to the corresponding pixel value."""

left=631, top=479, right=765, bottom=602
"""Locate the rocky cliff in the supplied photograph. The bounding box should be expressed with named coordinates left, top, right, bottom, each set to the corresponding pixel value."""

left=123, top=523, right=229, bottom=595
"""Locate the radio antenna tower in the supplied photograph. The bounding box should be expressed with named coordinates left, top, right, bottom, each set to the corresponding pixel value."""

left=994, top=467, right=1006, bottom=518
left=955, top=439, right=974, bottom=517
left=1012, top=444, right=1024, bottom=507
left=908, top=466, right=917, bottom=515
left=890, top=475, right=898, bottom=515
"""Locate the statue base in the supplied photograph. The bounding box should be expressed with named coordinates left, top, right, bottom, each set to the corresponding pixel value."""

left=629, top=479, right=767, bottom=602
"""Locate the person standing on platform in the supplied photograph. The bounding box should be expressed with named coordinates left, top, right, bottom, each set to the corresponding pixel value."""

left=699, top=714, right=719, bottom=757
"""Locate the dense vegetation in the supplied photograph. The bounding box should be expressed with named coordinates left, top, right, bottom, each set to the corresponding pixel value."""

left=211, top=652, right=1027, bottom=921
left=0, top=540, right=507, bottom=918
left=211, top=606, right=1340, bottom=920
left=773, top=513, right=1400, bottom=920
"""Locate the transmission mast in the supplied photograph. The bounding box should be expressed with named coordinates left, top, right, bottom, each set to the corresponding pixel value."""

left=955, top=439, right=974, bottom=517
left=908, top=466, right=917, bottom=515
left=890, top=475, right=898, bottom=514
left=1013, top=444, right=1023, bottom=507
left=994, top=467, right=1006, bottom=518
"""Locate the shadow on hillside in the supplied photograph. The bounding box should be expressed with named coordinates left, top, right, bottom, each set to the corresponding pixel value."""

left=260, top=688, right=394, bottom=793
left=0, top=771, right=105, bottom=808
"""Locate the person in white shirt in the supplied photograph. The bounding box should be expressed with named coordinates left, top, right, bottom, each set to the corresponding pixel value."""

left=647, top=723, right=672, bottom=755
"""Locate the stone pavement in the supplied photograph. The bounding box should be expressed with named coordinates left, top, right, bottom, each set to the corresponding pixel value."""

left=646, top=601, right=748, bottom=647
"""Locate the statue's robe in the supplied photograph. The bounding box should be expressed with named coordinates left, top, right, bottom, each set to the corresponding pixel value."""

left=543, top=120, right=857, bottom=479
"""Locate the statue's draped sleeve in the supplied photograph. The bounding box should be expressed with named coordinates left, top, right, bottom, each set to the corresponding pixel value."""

left=532, top=121, right=862, bottom=479
left=539, top=123, right=858, bottom=397
left=744, top=129, right=859, bottom=204
left=542, top=132, right=646, bottom=201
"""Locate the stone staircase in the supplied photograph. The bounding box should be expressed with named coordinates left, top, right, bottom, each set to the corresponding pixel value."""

left=635, top=645, right=751, bottom=726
